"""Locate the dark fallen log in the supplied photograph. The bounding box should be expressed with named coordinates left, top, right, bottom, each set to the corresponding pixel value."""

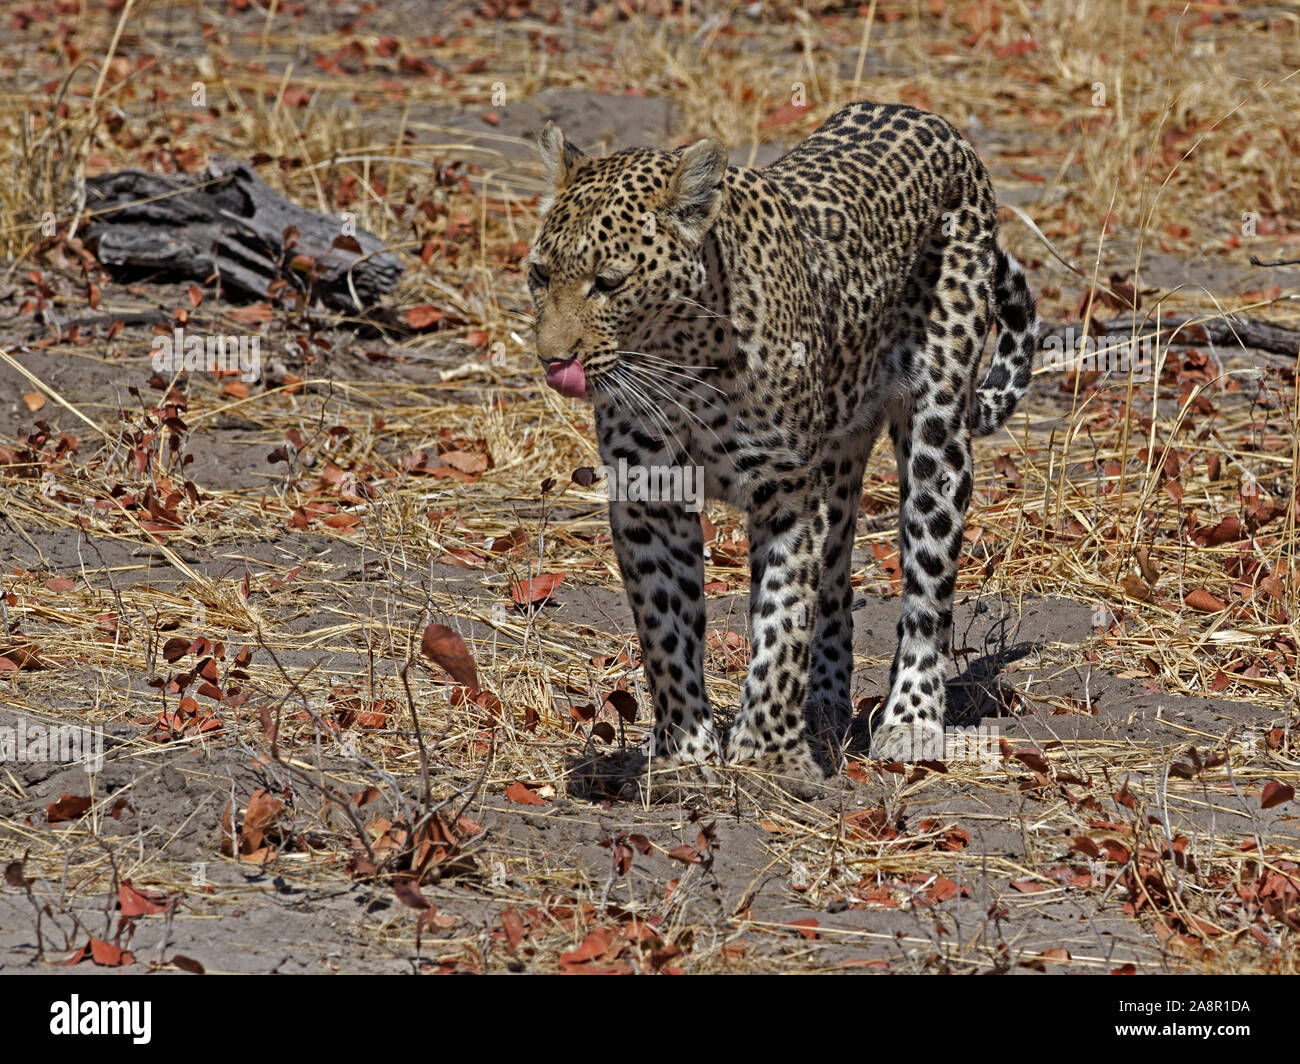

left=1040, top=313, right=1300, bottom=358
left=85, top=156, right=402, bottom=313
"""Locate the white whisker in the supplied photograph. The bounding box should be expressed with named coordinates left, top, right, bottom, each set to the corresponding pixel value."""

left=620, top=361, right=729, bottom=418
left=615, top=349, right=719, bottom=372
left=622, top=365, right=730, bottom=454
left=608, top=367, right=692, bottom=463
left=617, top=355, right=728, bottom=399
left=665, top=292, right=733, bottom=323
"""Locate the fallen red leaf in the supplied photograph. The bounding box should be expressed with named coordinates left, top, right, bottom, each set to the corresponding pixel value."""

left=510, top=572, right=565, bottom=607
left=789, top=917, right=820, bottom=940
left=441, top=450, right=489, bottom=474
left=421, top=624, right=479, bottom=693
left=238, top=789, right=283, bottom=855
left=64, top=938, right=134, bottom=967
left=47, top=794, right=92, bottom=823
left=1261, top=780, right=1294, bottom=809
left=417, top=907, right=456, bottom=941
left=226, top=302, right=273, bottom=323
left=407, top=304, right=443, bottom=330
left=1184, top=588, right=1227, bottom=612
left=760, top=101, right=813, bottom=131
left=118, top=880, right=171, bottom=916
left=604, top=689, right=638, bottom=723
left=928, top=876, right=967, bottom=902
left=558, top=927, right=613, bottom=966
left=506, top=781, right=547, bottom=806
left=392, top=879, right=430, bottom=909
left=501, top=908, right=526, bottom=951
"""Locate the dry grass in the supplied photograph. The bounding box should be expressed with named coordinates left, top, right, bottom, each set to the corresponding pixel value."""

left=0, top=0, right=1297, bottom=974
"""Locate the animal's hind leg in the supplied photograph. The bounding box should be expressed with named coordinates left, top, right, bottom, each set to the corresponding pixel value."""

left=870, top=219, right=995, bottom=762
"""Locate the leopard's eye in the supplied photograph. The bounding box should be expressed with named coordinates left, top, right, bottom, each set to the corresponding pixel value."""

left=529, top=263, right=551, bottom=288
left=591, top=273, right=626, bottom=297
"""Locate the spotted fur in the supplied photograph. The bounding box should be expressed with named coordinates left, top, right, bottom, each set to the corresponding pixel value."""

left=528, top=102, right=1039, bottom=794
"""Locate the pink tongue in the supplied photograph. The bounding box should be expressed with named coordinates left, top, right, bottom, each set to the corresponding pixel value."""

left=545, top=357, right=587, bottom=398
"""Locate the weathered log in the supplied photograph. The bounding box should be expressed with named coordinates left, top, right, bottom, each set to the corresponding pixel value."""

left=1040, top=313, right=1300, bottom=358
left=85, top=156, right=402, bottom=313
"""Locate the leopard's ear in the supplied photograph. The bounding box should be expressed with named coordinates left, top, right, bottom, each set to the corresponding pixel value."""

left=663, top=137, right=727, bottom=243
left=536, top=122, right=589, bottom=215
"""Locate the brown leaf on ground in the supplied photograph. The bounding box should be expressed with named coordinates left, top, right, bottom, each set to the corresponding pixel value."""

left=118, top=880, right=172, bottom=916
left=558, top=927, right=614, bottom=966
left=392, top=878, right=430, bottom=909
left=442, top=450, right=489, bottom=474
left=510, top=572, right=565, bottom=607
left=1261, top=781, right=1294, bottom=809
left=1185, top=588, right=1227, bottom=612
left=47, top=794, right=92, bottom=823
left=1191, top=516, right=1242, bottom=547
left=421, top=623, right=479, bottom=693
left=224, top=789, right=284, bottom=858
left=64, top=939, right=134, bottom=967
left=1120, top=572, right=1151, bottom=600
left=604, top=689, right=638, bottom=722
left=789, top=917, right=821, bottom=940
left=4, top=860, right=33, bottom=888
left=501, top=908, right=526, bottom=951
left=760, top=102, right=813, bottom=130
left=506, top=781, right=547, bottom=806
left=406, top=304, right=443, bottom=329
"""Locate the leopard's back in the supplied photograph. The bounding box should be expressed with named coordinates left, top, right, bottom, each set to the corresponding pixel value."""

left=757, top=102, right=1002, bottom=431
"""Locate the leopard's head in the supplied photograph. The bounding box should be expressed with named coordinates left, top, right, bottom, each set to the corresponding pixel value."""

left=527, top=122, right=728, bottom=400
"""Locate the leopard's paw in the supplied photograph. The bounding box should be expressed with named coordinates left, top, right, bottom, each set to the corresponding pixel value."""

left=869, top=719, right=945, bottom=763
left=637, top=756, right=723, bottom=805
left=729, top=743, right=832, bottom=802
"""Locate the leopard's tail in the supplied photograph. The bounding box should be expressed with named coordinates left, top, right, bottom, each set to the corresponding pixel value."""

left=971, top=248, right=1038, bottom=437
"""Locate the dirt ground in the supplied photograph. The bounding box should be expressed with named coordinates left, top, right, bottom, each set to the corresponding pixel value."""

left=1, top=1, right=1298, bottom=975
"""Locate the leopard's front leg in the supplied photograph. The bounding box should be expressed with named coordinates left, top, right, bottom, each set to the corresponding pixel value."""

left=725, top=481, right=829, bottom=795
left=608, top=499, right=721, bottom=766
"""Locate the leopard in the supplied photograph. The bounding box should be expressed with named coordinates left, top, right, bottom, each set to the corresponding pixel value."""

left=526, top=100, right=1039, bottom=798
